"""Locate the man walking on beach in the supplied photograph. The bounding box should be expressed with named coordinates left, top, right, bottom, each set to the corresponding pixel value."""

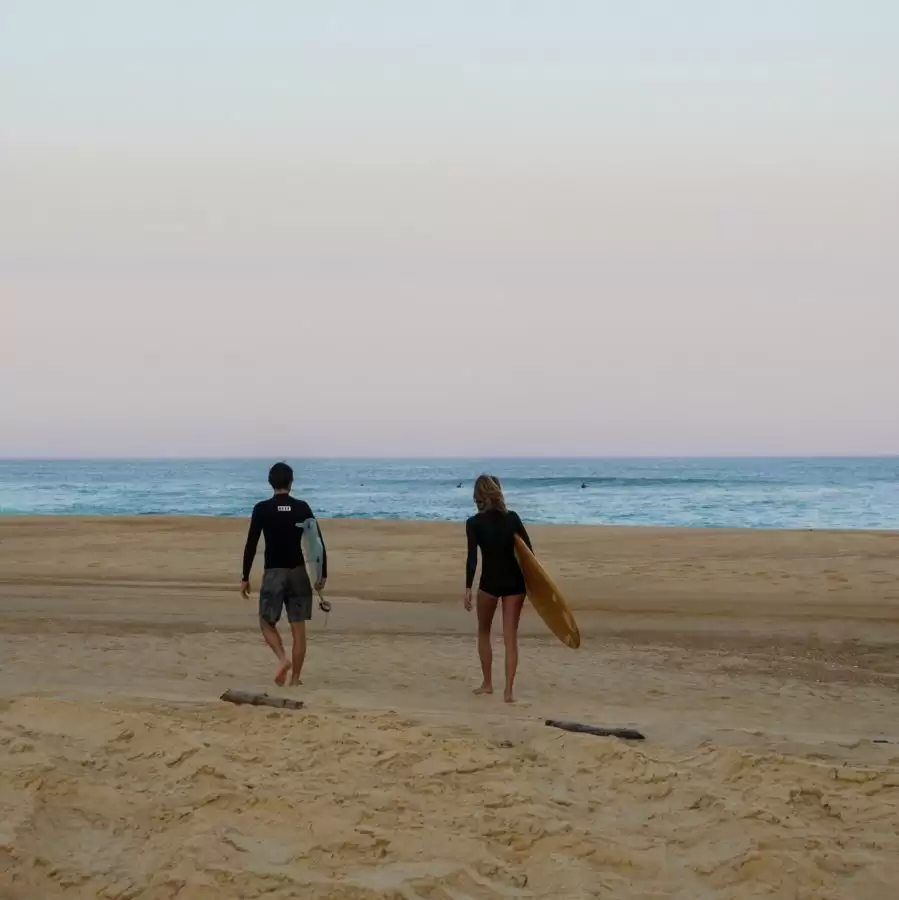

left=240, top=462, right=327, bottom=686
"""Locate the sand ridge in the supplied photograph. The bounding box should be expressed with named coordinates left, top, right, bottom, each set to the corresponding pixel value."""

left=1, top=516, right=898, bottom=616
left=3, top=691, right=898, bottom=899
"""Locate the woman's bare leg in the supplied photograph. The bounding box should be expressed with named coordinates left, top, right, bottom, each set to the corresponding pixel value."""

left=501, top=594, right=526, bottom=703
left=474, top=591, right=499, bottom=694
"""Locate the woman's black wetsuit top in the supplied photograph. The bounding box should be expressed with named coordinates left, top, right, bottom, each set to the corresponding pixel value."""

left=465, top=509, right=533, bottom=597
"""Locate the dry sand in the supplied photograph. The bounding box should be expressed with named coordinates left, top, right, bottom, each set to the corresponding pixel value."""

left=1, top=516, right=899, bottom=899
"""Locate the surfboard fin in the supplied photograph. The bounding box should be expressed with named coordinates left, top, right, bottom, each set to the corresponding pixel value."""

left=317, top=591, right=331, bottom=627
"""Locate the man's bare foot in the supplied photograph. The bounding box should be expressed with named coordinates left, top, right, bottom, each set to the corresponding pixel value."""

left=289, top=677, right=303, bottom=687
left=274, top=659, right=291, bottom=686
left=473, top=684, right=493, bottom=696
left=504, top=689, right=515, bottom=703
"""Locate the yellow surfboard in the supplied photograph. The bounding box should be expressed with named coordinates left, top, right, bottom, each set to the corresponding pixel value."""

left=514, top=535, right=580, bottom=648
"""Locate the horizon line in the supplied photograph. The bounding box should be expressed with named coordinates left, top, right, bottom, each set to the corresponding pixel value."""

left=1, top=454, right=897, bottom=463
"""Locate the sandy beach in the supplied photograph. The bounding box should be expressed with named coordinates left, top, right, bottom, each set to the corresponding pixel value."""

left=2, top=517, right=899, bottom=899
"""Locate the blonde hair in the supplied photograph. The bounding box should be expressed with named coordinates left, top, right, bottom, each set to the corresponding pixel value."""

left=473, top=474, right=507, bottom=514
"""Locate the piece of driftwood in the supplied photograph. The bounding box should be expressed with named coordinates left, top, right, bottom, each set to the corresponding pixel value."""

left=546, top=719, right=645, bottom=741
left=220, top=690, right=304, bottom=710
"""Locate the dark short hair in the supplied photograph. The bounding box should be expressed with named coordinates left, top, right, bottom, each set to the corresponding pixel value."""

left=268, top=462, right=294, bottom=491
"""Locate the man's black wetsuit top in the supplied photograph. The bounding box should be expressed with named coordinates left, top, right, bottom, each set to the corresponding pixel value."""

left=242, top=495, right=327, bottom=581
left=465, top=509, right=532, bottom=598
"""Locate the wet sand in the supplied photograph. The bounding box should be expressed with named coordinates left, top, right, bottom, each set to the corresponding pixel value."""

left=1, top=517, right=899, bottom=898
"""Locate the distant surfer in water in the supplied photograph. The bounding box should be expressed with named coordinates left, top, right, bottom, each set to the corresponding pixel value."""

left=241, top=462, right=327, bottom=687
left=464, top=475, right=533, bottom=703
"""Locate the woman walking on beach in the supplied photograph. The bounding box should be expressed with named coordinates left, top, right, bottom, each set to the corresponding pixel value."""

left=464, top=475, right=533, bottom=703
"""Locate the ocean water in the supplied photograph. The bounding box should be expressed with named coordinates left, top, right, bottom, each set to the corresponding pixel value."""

left=1, top=458, right=898, bottom=529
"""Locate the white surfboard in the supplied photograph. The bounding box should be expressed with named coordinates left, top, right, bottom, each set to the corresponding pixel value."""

left=301, top=518, right=325, bottom=587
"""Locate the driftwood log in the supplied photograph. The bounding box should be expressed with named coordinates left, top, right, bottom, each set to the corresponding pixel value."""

left=546, top=719, right=645, bottom=741
left=221, top=689, right=304, bottom=710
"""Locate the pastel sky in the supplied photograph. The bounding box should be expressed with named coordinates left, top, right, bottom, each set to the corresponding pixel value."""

left=3, top=1, right=898, bottom=457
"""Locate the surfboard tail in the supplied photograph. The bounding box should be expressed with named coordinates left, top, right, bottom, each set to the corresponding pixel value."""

left=514, top=535, right=581, bottom=649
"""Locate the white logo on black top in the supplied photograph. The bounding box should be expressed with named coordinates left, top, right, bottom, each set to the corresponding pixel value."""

left=277, top=505, right=291, bottom=512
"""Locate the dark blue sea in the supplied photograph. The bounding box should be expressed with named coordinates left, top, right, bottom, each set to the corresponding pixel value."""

left=1, top=458, right=898, bottom=528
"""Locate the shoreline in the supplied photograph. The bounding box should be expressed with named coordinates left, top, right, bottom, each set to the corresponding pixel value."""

left=3, top=511, right=899, bottom=531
